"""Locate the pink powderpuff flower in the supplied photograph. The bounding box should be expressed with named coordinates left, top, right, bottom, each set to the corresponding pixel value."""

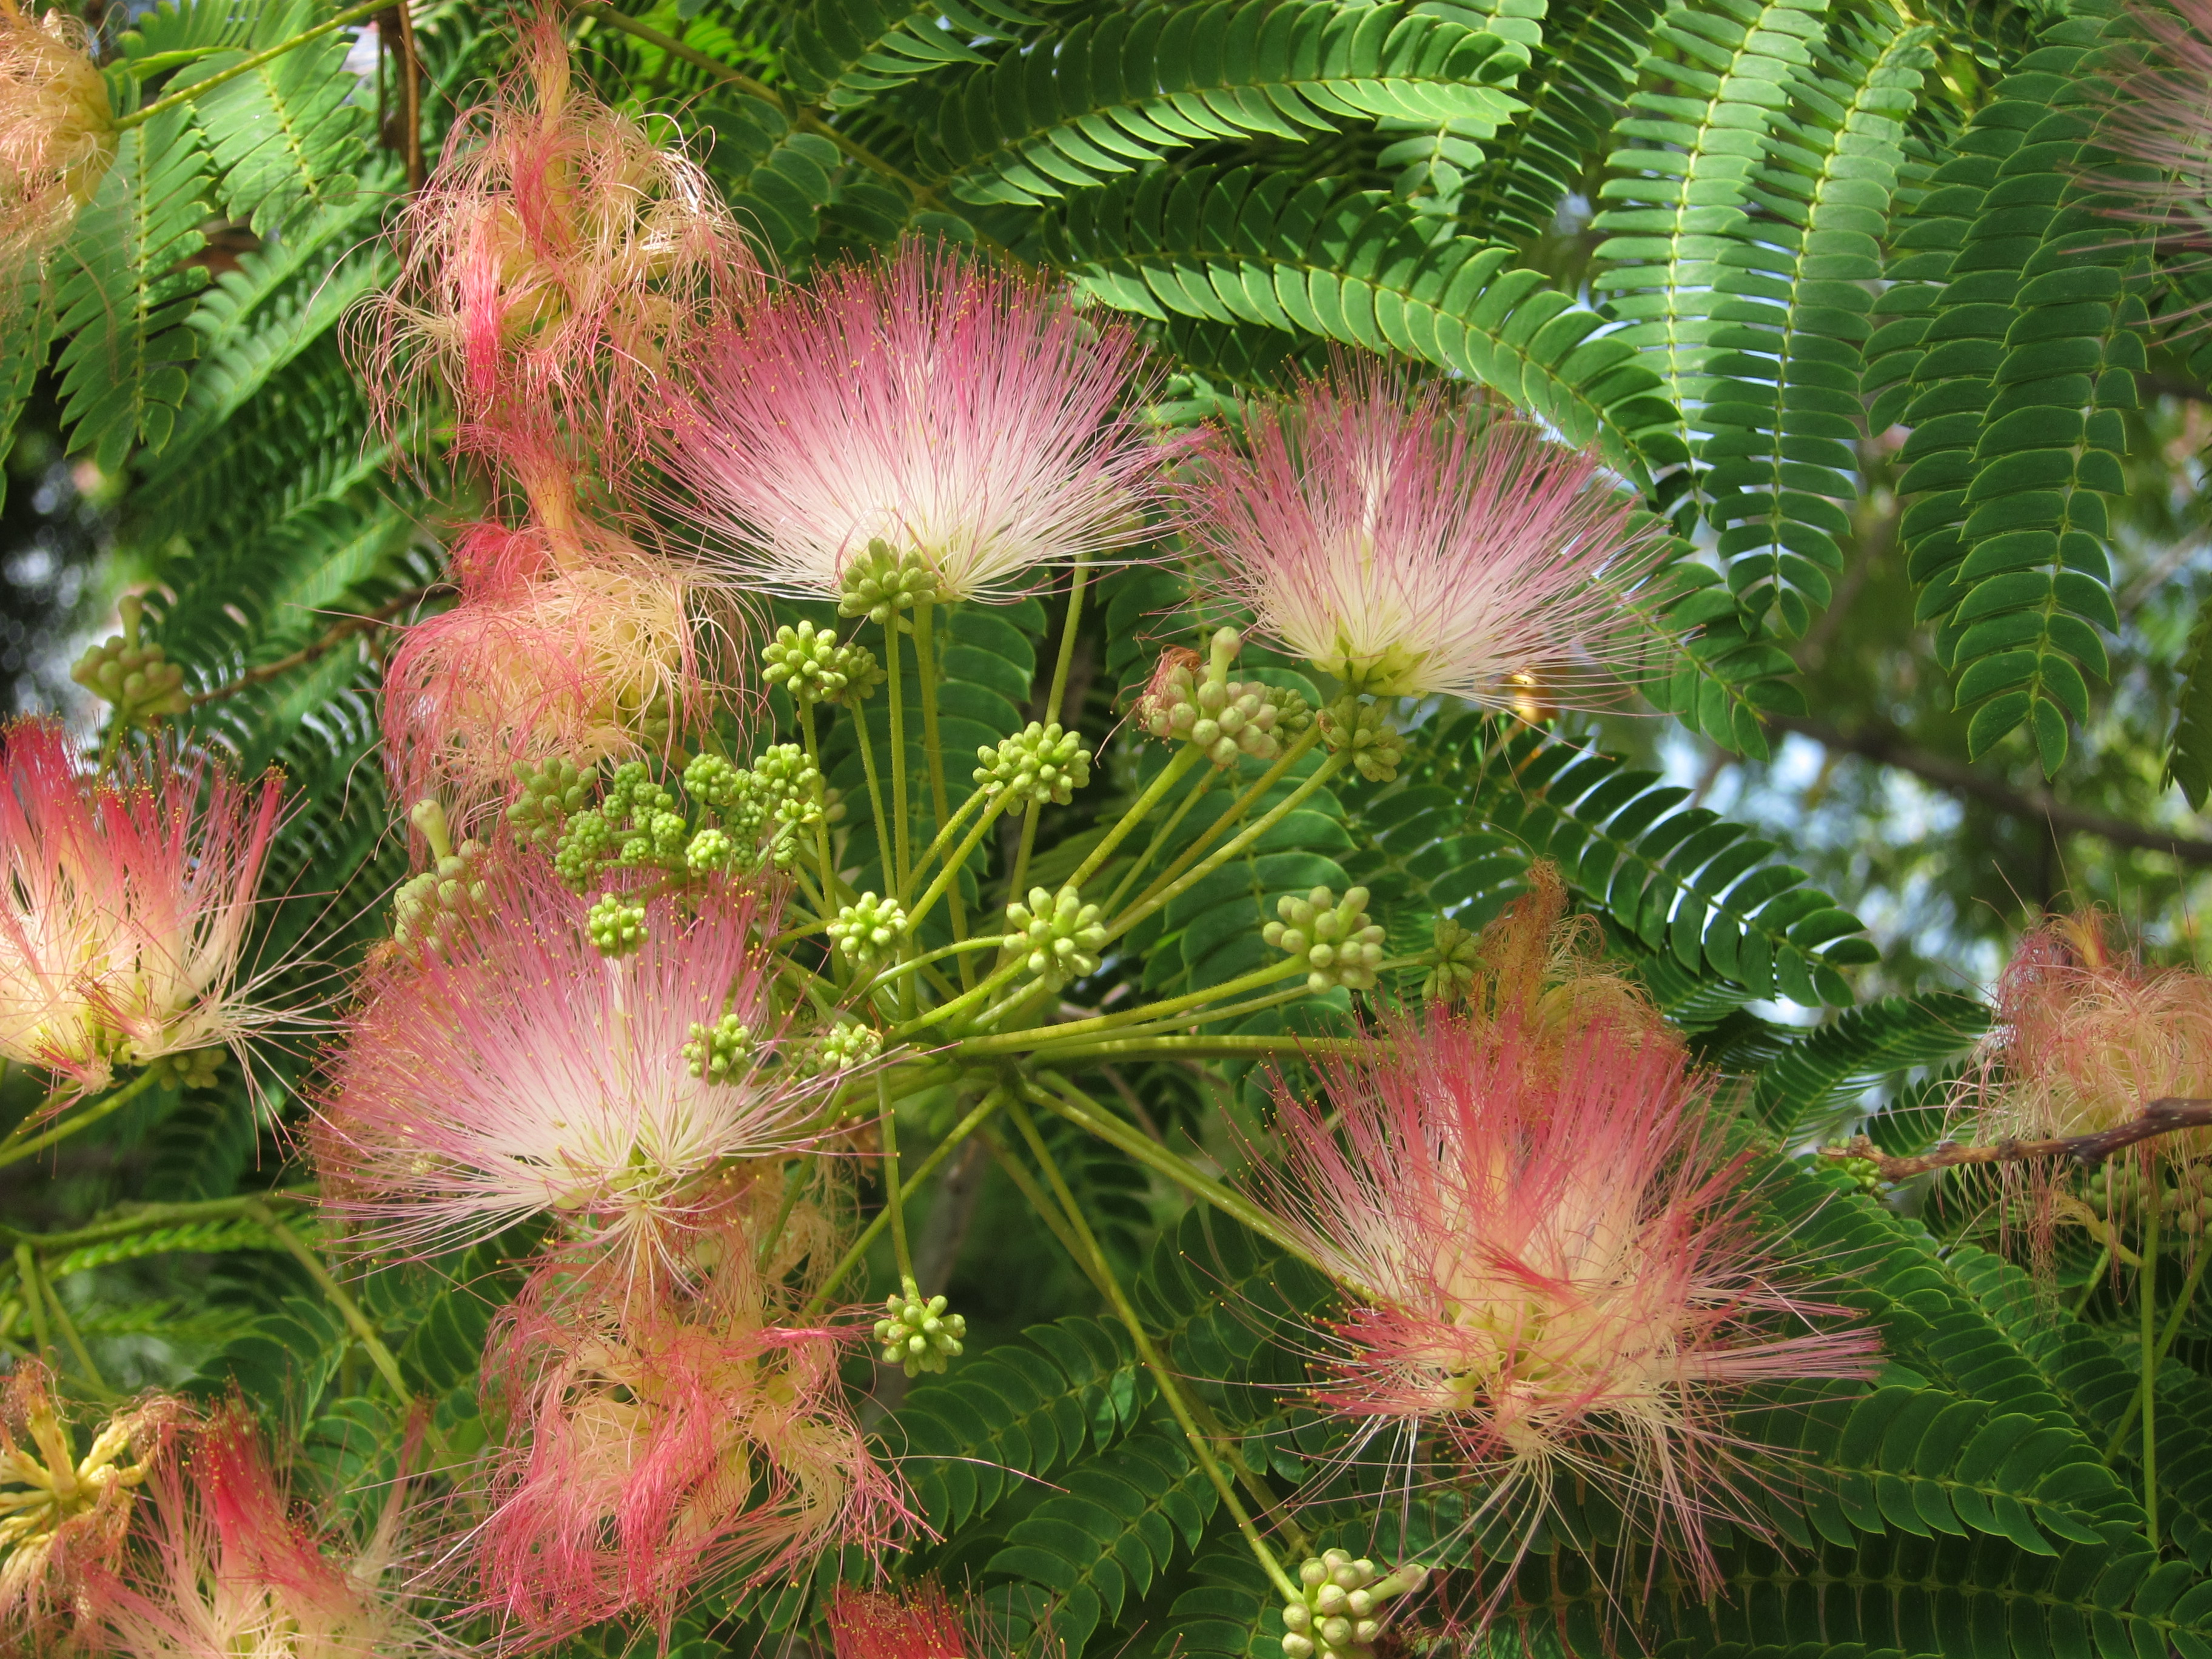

left=827, top=1583, right=973, bottom=1658
left=349, top=15, right=762, bottom=504
left=81, top=1405, right=429, bottom=1659
left=314, top=856, right=829, bottom=1279
left=380, top=520, right=723, bottom=827
left=1244, top=1009, right=1879, bottom=1597
left=662, top=243, right=1184, bottom=602
left=0, top=721, right=287, bottom=1096
left=0, top=0, right=113, bottom=301
left=0, top=1361, right=179, bottom=1651
left=1184, top=361, right=1657, bottom=703
left=475, top=1233, right=908, bottom=1649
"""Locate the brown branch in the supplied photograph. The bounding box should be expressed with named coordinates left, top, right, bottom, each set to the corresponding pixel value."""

left=1820, top=1096, right=2212, bottom=1181
left=189, top=585, right=443, bottom=708
left=1770, top=715, right=2212, bottom=865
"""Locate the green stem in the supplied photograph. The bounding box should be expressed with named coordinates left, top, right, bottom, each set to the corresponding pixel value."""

left=243, top=1201, right=411, bottom=1403
left=2105, top=1224, right=2212, bottom=1458
left=1071, top=746, right=1204, bottom=894
left=2145, top=1201, right=2161, bottom=1548
left=1108, top=748, right=1349, bottom=944
left=1007, top=800, right=1044, bottom=908
left=0, top=1068, right=163, bottom=1171
left=1024, top=985, right=1316, bottom=1053
left=911, top=600, right=971, bottom=977
left=848, top=692, right=894, bottom=905
left=965, top=974, right=1054, bottom=1036
left=114, top=0, right=386, bottom=130
left=799, top=703, right=840, bottom=908
left=1110, top=729, right=1327, bottom=933
left=799, top=1089, right=1008, bottom=1317
left=1004, top=1098, right=1301, bottom=1601
left=1012, top=1034, right=1379, bottom=1064
left=857, top=933, right=1010, bottom=999
left=1105, top=766, right=1215, bottom=913
left=13, top=1245, right=50, bottom=1366
left=1026, top=1078, right=1336, bottom=1282
left=954, top=959, right=1309, bottom=1058
left=880, top=1073, right=916, bottom=1288
left=906, top=802, right=1007, bottom=936
left=757, top=1161, right=810, bottom=1277
left=891, top=953, right=1031, bottom=1040
left=886, top=622, right=912, bottom=895
left=0, top=1189, right=313, bottom=1252
left=900, top=783, right=992, bottom=905
left=33, top=1264, right=107, bottom=1395
left=1045, top=556, right=1091, bottom=726
left=2073, top=1245, right=2112, bottom=1316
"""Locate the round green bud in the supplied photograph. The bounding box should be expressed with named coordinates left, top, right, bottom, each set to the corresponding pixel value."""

left=587, top=892, right=648, bottom=957
left=974, top=722, right=1091, bottom=807
left=828, top=893, right=908, bottom=968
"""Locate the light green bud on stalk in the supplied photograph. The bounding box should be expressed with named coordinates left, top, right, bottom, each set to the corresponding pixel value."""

left=1005, top=885, right=1107, bottom=990
left=1264, top=886, right=1386, bottom=994
left=682, top=1013, right=754, bottom=1083
left=144, top=1047, right=225, bottom=1092
left=839, top=540, right=938, bottom=629
left=71, top=594, right=189, bottom=726
left=618, top=809, right=689, bottom=869
left=1423, top=915, right=1482, bottom=1004
left=874, top=1277, right=967, bottom=1376
left=814, top=1022, right=882, bottom=1074
left=828, top=893, right=908, bottom=968
left=1318, top=697, right=1404, bottom=783
left=587, top=892, right=648, bottom=958
left=1276, top=1550, right=1426, bottom=1659
left=605, top=760, right=676, bottom=822
left=763, top=620, right=883, bottom=709
left=394, top=800, right=489, bottom=953
left=1139, top=628, right=1307, bottom=768
left=507, top=756, right=591, bottom=845
left=685, top=826, right=735, bottom=874
left=554, top=808, right=617, bottom=892
left=975, top=722, right=1091, bottom=807
left=682, top=752, right=746, bottom=817
left=754, top=743, right=825, bottom=828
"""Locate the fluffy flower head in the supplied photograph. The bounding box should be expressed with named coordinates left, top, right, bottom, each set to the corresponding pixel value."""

left=0, top=1362, right=176, bottom=1649
left=0, top=722, right=287, bottom=1094
left=350, top=15, right=760, bottom=494
left=316, top=856, right=826, bottom=1274
left=381, top=522, right=719, bottom=826
left=82, top=1405, right=424, bottom=1659
left=828, top=1583, right=973, bottom=1658
left=0, top=0, right=113, bottom=293
left=1185, top=363, right=1655, bottom=702
left=477, top=1233, right=907, bottom=1648
left=663, top=243, right=1182, bottom=602
left=1248, top=1010, right=1877, bottom=1592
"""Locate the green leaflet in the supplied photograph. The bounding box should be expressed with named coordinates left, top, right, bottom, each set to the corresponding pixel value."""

left=697, top=97, right=843, bottom=260
left=1700, top=15, right=1933, bottom=640
left=922, top=0, right=1529, bottom=208
left=1054, top=163, right=1683, bottom=481
left=50, top=106, right=211, bottom=468
left=779, top=0, right=1033, bottom=109
left=1748, top=989, right=1988, bottom=1135
left=2167, top=586, right=2212, bottom=808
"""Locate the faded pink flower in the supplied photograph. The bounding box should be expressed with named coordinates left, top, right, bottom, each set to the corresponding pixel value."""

left=0, top=0, right=113, bottom=298
left=81, top=1405, right=426, bottom=1659
left=1246, top=1010, right=1879, bottom=1594
left=349, top=15, right=761, bottom=507
left=662, top=243, right=1184, bottom=602
left=477, top=1235, right=907, bottom=1649
left=1184, top=362, right=1656, bottom=703
left=0, top=1361, right=178, bottom=1650
left=0, top=721, right=287, bottom=1095
left=828, top=1583, right=972, bottom=1658
left=380, top=520, right=722, bottom=825
left=315, top=857, right=827, bottom=1276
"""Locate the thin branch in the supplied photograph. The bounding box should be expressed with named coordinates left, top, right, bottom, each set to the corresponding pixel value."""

left=1771, top=716, right=2212, bottom=865
left=1820, top=1096, right=2212, bottom=1181
left=189, top=585, right=443, bottom=708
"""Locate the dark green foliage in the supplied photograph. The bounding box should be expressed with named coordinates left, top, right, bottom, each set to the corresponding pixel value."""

left=2167, top=586, right=2212, bottom=806
left=1747, top=989, right=1987, bottom=1134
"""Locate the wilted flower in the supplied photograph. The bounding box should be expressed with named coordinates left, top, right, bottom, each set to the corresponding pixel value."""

left=1245, top=1010, right=1878, bottom=1594
left=81, top=1404, right=425, bottom=1659
left=349, top=15, right=760, bottom=506
left=0, top=0, right=113, bottom=297
left=1184, top=362, right=1654, bottom=703
left=662, top=243, right=1182, bottom=602
left=380, top=521, right=720, bottom=825
left=0, top=721, right=286, bottom=1096
left=827, top=1582, right=973, bottom=1658
left=0, top=1361, right=176, bottom=1647
left=477, top=1229, right=907, bottom=1649
left=315, top=857, right=828, bottom=1276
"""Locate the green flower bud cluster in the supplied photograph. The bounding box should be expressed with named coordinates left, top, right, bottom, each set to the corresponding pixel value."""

left=395, top=800, right=488, bottom=954
left=555, top=749, right=842, bottom=893
left=828, top=893, right=908, bottom=968
left=682, top=1013, right=755, bottom=1084
left=1833, top=1155, right=1885, bottom=1196
left=839, top=540, right=937, bottom=629
left=1278, top=1552, right=1426, bottom=1659
left=71, top=595, right=188, bottom=725
left=763, top=620, right=882, bottom=709
left=1141, top=629, right=1309, bottom=769
left=508, top=757, right=591, bottom=846
left=1264, top=886, right=1384, bottom=994
left=1005, top=885, right=1107, bottom=990
left=975, top=722, right=1090, bottom=807
left=1319, top=698, right=1404, bottom=783
left=2086, top=1159, right=2212, bottom=1234
left=874, top=1278, right=967, bottom=1376
left=814, top=1022, right=882, bottom=1074
left=1423, top=915, right=1481, bottom=1004
left=588, top=892, right=648, bottom=958
left=143, top=1046, right=226, bottom=1092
